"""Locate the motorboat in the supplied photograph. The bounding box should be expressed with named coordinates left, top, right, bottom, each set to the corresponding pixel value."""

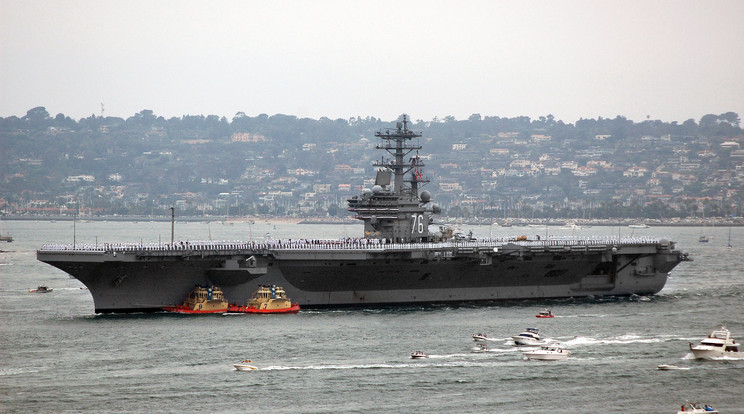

left=677, top=402, right=717, bottom=413
left=162, top=285, right=228, bottom=314
left=471, top=343, right=489, bottom=353
left=233, top=360, right=258, bottom=371
left=523, top=346, right=570, bottom=361
left=628, top=223, right=650, bottom=229
left=657, top=364, right=690, bottom=371
left=472, top=333, right=489, bottom=341
left=689, top=326, right=743, bottom=359
left=410, top=351, right=428, bottom=359
left=512, top=327, right=543, bottom=346
left=29, top=285, right=53, bottom=293
left=536, top=309, right=554, bottom=318
left=228, top=285, right=300, bottom=314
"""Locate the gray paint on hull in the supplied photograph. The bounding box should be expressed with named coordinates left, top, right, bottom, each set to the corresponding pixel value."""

left=38, top=246, right=677, bottom=313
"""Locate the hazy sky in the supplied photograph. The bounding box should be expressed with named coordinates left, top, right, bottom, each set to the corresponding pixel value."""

left=2, top=0, right=743, bottom=124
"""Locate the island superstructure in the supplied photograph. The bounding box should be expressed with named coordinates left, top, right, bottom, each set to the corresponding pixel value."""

left=37, top=115, right=690, bottom=313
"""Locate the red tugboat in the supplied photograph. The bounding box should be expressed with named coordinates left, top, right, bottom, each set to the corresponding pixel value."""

left=162, top=285, right=228, bottom=314
left=536, top=309, right=555, bottom=318
left=228, top=285, right=300, bottom=314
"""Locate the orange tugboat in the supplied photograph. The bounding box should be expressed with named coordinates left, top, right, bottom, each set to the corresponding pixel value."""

left=536, top=309, right=555, bottom=318
left=162, top=285, right=228, bottom=314
left=228, top=285, right=300, bottom=314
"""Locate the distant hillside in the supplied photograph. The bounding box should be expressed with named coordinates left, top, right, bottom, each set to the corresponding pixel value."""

left=1, top=107, right=742, bottom=219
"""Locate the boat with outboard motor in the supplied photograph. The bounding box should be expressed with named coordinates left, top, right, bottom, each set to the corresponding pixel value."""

left=162, top=285, right=228, bottom=314
left=523, top=346, right=570, bottom=361
left=233, top=360, right=258, bottom=371
left=536, top=309, right=554, bottom=318
left=677, top=402, right=718, bottom=413
left=689, top=326, right=743, bottom=359
left=0, top=218, right=12, bottom=242
left=410, top=351, right=428, bottom=359
left=472, top=333, right=490, bottom=341
left=228, top=285, right=300, bottom=314
left=36, top=115, right=691, bottom=313
left=471, top=343, right=489, bottom=353
left=657, top=364, right=690, bottom=371
left=512, top=328, right=543, bottom=346
left=29, top=285, right=52, bottom=293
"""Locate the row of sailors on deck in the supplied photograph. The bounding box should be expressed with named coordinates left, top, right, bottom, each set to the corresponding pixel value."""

left=41, top=235, right=661, bottom=251
left=41, top=238, right=391, bottom=251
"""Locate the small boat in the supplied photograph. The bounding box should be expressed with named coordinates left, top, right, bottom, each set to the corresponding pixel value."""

left=523, top=346, right=570, bottom=361
left=29, top=285, right=53, bottom=293
left=228, top=285, right=300, bottom=314
left=689, top=326, right=743, bottom=359
left=471, top=343, right=489, bottom=353
left=536, top=309, right=554, bottom=318
left=698, top=235, right=709, bottom=243
left=677, top=402, right=718, bottom=413
left=410, top=351, right=428, bottom=359
left=657, top=364, right=690, bottom=371
left=472, top=333, right=489, bottom=341
left=162, top=285, right=229, bottom=314
left=0, top=219, right=12, bottom=242
left=628, top=223, right=649, bottom=229
left=233, top=360, right=258, bottom=371
left=512, top=327, right=543, bottom=346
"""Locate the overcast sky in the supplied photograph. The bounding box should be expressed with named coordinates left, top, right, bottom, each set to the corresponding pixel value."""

left=2, top=0, right=743, bottom=124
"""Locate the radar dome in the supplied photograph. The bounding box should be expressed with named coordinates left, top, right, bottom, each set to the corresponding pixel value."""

left=361, top=188, right=373, bottom=197
left=372, top=185, right=383, bottom=194
left=432, top=204, right=442, bottom=214
left=420, top=191, right=431, bottom=203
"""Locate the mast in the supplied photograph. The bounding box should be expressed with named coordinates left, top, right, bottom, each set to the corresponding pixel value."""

left=373, top=115, right=428, bottom=195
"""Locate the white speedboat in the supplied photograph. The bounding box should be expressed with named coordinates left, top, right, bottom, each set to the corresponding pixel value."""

left=471, top=343, right=488, bottom=353
left=676, top=401, right=718, bottom=413
left=233, top=360, right=258, bottom=371
left=512, top=327, right=543, bottom=346
left=689, top=326, right=743, bottom=359
left=472, top=333, right=489, bottom=341
left=523, top=346, right=570, bottom=361
left=410, top=351, right=428, bottom=359
left=657, top=364, right=690, bottom=371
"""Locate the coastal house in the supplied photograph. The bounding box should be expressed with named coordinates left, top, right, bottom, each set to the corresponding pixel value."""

left=313, top=184, right=331, bottom=193
left=623, top=166, right=647, bottom=177
left=530, top=134, right=552, bottom=142
left=231, top=132, right=267, bottom=142
left=439, top=182, right=462, bottom=192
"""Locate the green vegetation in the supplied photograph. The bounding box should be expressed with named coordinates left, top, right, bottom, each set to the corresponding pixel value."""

left=1, top=107, right=742, bottom=219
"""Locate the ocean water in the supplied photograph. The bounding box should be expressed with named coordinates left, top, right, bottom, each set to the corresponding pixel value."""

left=1, top=220, right=742, bottom=413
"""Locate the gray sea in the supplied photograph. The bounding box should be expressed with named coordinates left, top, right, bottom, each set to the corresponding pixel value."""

left=1, top=220, right=742, bottom=413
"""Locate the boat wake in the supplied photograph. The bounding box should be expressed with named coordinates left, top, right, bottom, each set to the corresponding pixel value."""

left=560, top=334, right=667, bottom=347
left=258, top=359, right=516, bottom=371
left=0, top=367, right=41, bottom=376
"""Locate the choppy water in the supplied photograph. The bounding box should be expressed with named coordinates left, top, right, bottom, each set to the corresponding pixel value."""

left=1, top=220, right=742, bottom=413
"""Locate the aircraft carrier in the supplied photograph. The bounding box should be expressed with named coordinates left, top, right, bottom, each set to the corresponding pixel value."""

left=37, top=115, right=690, bottom=313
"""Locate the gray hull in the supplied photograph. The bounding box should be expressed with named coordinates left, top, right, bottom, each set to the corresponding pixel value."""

left=37, top=238, right=687, bottom=313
